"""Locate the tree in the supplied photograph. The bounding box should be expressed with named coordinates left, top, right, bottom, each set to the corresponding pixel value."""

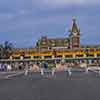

left=0, top=41, right=14, bottom=59
left=0, top=44, right=3, bottom=59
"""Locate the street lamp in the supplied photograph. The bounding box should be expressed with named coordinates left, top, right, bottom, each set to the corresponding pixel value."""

left=52, top=49, right=57, bottom=66
left=85, top=48, right=89, bottom=68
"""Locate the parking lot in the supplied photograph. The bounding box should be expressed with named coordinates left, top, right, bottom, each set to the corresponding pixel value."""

left=0, top=69, right=100, bottom=100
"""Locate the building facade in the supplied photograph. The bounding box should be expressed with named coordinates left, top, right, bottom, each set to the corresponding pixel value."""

left=36, top=18, right=80, bottom=50
left=5, top=18, right=100, bottom=65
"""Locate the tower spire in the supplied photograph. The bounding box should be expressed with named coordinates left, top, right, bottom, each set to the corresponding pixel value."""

left=71, top=17, right=80, bottom=35
left=69, top=17, right=80, bottom=49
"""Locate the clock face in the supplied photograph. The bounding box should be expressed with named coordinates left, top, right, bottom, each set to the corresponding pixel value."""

left=73, top=32, right=77, bottom=36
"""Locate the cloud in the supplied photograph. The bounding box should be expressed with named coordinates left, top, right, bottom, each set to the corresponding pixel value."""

left=0, top=13, right=14, bottom=20
left=32, top=0, right=100, bottom=9
left=0, top=0, right=100, bottom=47
left=40, top=0, right=84, bottom=6
left=0, top=0, right=32, bottom=13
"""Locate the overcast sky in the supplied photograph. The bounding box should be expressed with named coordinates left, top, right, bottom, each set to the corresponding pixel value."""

left=0, top=0, right=100, bottom=47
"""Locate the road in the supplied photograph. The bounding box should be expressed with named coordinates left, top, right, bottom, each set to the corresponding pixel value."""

left=0, top=70, right=100, bottom=100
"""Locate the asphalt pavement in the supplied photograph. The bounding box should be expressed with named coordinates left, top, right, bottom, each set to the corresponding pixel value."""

left=0, top=70, right=100, bottom=100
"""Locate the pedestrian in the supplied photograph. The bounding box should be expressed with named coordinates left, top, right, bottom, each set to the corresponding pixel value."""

left=52, top=68, right=55, bottom=76
left=24, top=63, right=29, bottom=76
left=68, top=68, right=72, bottom=77
left=7, top=64, right=12, bottom=71
left=85, top=67, right=89, bottom=74
left=98, top=67, right=100, bottom=76
left=40, top=62, right=45, bottom=76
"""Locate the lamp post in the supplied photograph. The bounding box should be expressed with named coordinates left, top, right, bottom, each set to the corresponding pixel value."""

left=52, top=49, right=57, bottom=66
left=85, top=48, right=89, bottom=68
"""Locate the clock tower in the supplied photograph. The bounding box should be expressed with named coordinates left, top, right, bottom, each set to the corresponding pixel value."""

left=69, top=17, right=80, bottom=49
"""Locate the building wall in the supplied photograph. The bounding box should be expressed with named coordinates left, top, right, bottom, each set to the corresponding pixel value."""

left=36, top=18, right=80, bottom=50
left=36, top=37, right=70, bottom=50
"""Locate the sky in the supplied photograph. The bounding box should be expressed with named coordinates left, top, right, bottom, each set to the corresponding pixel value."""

left=0, top=0, right=100, bottom=48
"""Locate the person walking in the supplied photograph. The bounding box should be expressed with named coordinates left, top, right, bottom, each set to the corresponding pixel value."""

left=68, top=68, right=72, bottom=77
left=24, top=63, right=29, bottom=76
left=40, top=62, right=44, bottom=76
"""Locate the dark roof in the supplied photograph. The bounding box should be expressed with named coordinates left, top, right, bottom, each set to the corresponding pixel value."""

left=48, top=38, right=69, bottom=41
left=81, top=45, right=100, bottom=48
left=69, top=18, right=80, bottom=36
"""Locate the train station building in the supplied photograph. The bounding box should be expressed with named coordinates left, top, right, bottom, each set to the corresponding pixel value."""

left=36, top=18, right=80, bottom=50
left=5, top=18, right=99, bottom=66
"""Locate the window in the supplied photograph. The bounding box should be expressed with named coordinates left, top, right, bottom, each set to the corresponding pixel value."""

left=56, top=55, right=62, bottom=58
left=44, top=56, right=52, bottom=59
left=97, top=54, right=100, bottom=57
left=86, top=54, right=94, bottom=57
left=76, top=55, right=83, bottom=58
left=65, top=55, right=72, bottom=58
left=64, top=39, right=68, bottom=42
left=24, top=56, right=31, bottom=59
left=51, top=40, right=55, bottom=43
left=14, top=57, right=20, bottom=59
left=42, top=41, right=47, bottom=45
left=34, top=56, right=41, bottom=59
left=52, top=43, right=55, bottom=46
